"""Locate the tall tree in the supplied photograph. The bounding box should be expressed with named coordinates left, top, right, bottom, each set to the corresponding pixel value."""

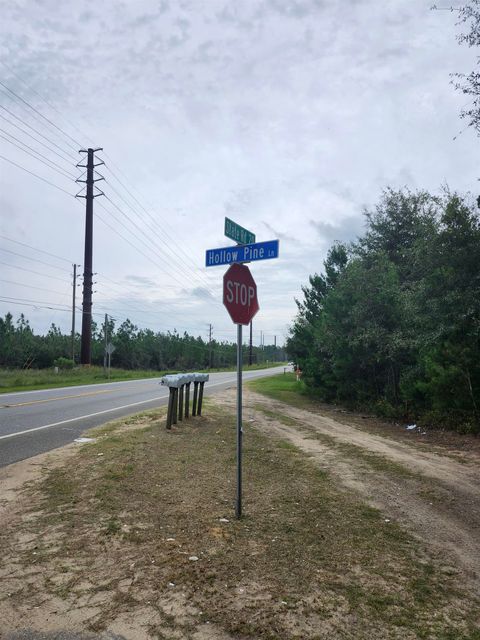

left=449, top=0, right=480, bottom=132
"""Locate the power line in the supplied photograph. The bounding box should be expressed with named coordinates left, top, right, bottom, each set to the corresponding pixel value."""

left=103, top=159, right=219, bottom=294
left=0, top=153, right=74, bottom=196
left=94, top=205, right=225, bottom=328
left=102, top=193, right=197, bottom=291
left=1, top=71, right=220, bottom=303
left=94, top=285, right=189, bottom=321
left=0, top=278, right=68, bottom=298
left=91, top=304, right=206, bottom=335
left=0, top=298, right=240, bottom=350
left=0, top=260, right=71, bottom=284
left=97, top=198, right=190, bottom=291
left=87, top=308, right=237, bottom=352
left=0, top=247, right=72, bottom=273
left=0, top=234, right=74, bottom=264
left=0, top=112, right=77, bottom=164
left=0, top=298, right=74, bottom=314
left=0, top=80, right=81, bottom=150
left=0, top=60, right=92, bottom=149
left=0, top=295, right=72, bottom=309
left=103, top=187, right=223, bottom=309
left=93, top=291, right=218, bottom=334
left=0, top=233, right=215, bottom=333
left=103, top=166, right=219, bottom=298
left=0, top=73, right=243, bottom=328
left=0, top=129, right=76, bottom=180
left=96, top=271, right=176, bottom=293
left=0, top=104, right=77, bottom=161
left=104, top=176, right=206, bottom=284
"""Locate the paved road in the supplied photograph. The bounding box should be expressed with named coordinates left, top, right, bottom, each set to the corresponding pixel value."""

left=0, top=366, right=285, bottom=468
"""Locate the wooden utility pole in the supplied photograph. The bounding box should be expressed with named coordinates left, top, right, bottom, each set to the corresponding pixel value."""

left=76, top=147, right=104, bottom=365
left=208, top=323, right=213, bottom=368
left=103, top=313, right=108, bottom=374
left=71, top=263, right=78, bottom=362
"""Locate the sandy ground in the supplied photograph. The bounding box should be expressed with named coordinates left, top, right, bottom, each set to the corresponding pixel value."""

left=237, top=389, right=480, bottom=590
left=0, top=390, right=479, bottom=638
left=0, top=437, right=236, bottom=640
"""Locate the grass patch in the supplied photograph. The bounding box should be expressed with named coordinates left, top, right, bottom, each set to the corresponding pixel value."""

left=0, top=362, right=286, bottom=394
left=0, top=365, right=163, bottom=393
left=5, top=403, right=479, bottom=639
left=248, top=371, right=316, bottom=409
left=276, top=439, right=303, bottom=453
left=200, top=362, right=288, bottom=374
left=85, top=408, right=164, bottom=438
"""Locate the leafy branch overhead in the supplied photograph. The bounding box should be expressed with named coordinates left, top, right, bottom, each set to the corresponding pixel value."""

left=451, top=0, right=480, bottom=132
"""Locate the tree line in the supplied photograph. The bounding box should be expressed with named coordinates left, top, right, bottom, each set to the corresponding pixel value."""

left=0, top=314, right=285, bottom=371
left=286, top=189, right=480, bottom=433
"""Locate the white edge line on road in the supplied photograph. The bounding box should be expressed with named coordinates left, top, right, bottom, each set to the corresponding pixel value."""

left=0, top=376, right=164, bottom=398
left=0, top=378, right=247, bottom=441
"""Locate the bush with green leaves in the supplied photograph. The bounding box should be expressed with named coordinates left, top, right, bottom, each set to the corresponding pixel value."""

left=53, top=357, right=75, bottom=370
left=287, top=189, right=480, bottom=433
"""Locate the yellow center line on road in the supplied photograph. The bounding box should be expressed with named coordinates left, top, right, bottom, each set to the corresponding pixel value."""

left=1, top=387, right=121, bottom=408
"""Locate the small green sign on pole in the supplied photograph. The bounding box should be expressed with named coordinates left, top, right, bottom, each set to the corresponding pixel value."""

left=224, top=217, right=256, bottom=245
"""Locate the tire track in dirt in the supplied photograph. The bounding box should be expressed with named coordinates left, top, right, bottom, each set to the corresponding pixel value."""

left=222, top=389, right=480, bottom=591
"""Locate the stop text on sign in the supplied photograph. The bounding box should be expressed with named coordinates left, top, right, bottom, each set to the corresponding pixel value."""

left=225, top=281, right=256, bottom=307
left=223, top=263, right=259, bottom=325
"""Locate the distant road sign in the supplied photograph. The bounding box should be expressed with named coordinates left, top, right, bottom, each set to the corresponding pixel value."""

left=223, top=263, right=259, bottom=325
left=106, top=342, right=115, bottom=355
left=206, top=239, right=279, bottom=267
left=224, top=217, right=256, bottom=245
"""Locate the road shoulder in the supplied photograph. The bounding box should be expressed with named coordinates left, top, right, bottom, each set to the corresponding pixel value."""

left=0, top=395, right=479, bottom=639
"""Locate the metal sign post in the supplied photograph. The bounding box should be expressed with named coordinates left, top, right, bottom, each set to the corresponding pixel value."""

left=236, top=323, right=243, bottom=519
left=106, top=342, right=115, bottom=379
left=222, top=264, right=259, bottom=520
left=206, top=228, right=279, bottom=520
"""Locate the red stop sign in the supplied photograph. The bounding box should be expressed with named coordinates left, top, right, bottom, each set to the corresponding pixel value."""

left=223, top=263, right=259, bottom=325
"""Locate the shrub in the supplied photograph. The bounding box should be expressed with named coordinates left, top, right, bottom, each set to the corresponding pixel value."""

left=53, top=357, right=75, bottom=370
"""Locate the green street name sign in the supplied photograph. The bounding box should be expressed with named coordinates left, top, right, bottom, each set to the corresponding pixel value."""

left=224, top=217, right=256, bottom=245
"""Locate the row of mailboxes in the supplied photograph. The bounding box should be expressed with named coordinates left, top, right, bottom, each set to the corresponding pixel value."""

left=160, top=373, right=209, bottom=429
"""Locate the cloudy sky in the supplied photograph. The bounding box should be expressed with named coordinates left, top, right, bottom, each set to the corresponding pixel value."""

left=0, top=0, right=478, bottom=347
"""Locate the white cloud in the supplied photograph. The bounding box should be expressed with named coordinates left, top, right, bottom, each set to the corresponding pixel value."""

left=0, top=0, right=479, bottom=346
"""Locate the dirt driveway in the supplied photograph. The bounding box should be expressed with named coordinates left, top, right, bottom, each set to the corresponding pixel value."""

left=234, top=388, right=480, bottom=591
